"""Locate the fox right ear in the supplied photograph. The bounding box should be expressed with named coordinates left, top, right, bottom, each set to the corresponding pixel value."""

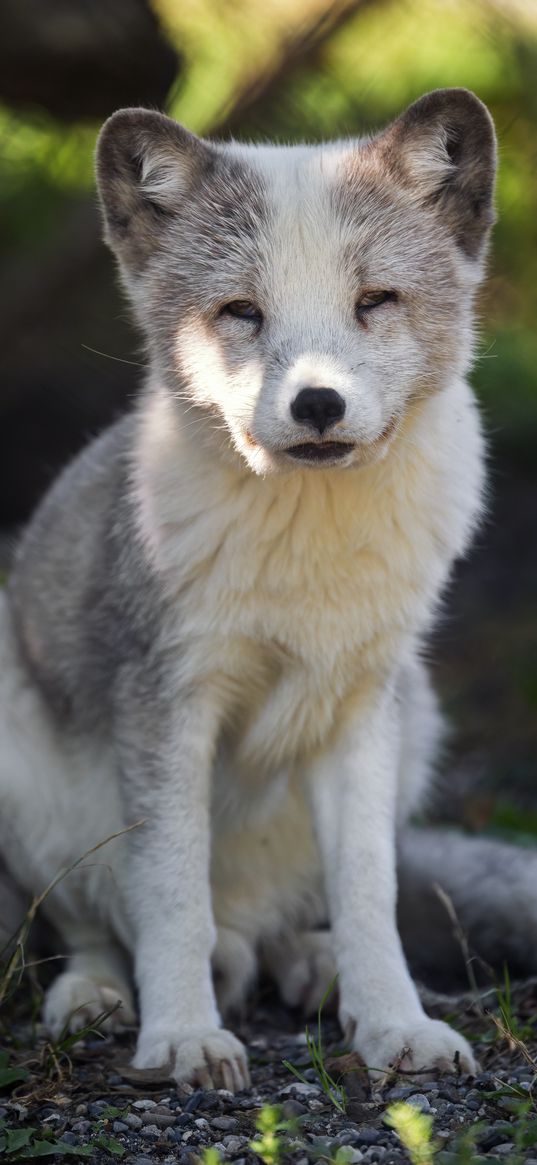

left=375, top=89, right=497, bottom=260
left=96, top=108, right=213, bottom=267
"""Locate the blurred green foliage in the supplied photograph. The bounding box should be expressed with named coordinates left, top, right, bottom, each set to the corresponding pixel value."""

left=1, top=0, right=536, bottom=453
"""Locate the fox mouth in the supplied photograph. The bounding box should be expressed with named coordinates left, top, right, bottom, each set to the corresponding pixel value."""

left=284, top=441, right=355, bottom=463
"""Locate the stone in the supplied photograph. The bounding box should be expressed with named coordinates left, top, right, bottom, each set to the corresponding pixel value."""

left=140, top=1123, right=159, bottom=1139
left=222, top=1135, right=246, bottom=1154
left=71, top=1119, right=91, bottom=1134
left=113, top=1120, right=129, bottom=1133
left=278, top=1083, right=321, bottom=1098
left=212, top=1116, right=239, bottom=1132
left=354, top=1129, right=382, bottom=1146
left=142, top=1110, right=176, bottom=1128
left=387, top=1085, right=416, bottom=1100
left=185, top=1090, right=204, bottom=1113
left=281, top=1099, right=307, bottom=1119
left=406, top=1093, right=431, bottom=1113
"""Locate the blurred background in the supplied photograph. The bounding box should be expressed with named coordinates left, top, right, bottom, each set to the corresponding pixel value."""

left=0, top=0, right=535, bottom=834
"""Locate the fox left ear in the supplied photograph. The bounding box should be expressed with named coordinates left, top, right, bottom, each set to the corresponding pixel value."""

left=96, top=108, right=214, bottom=269
left=377, top=88, right=497, bottom=259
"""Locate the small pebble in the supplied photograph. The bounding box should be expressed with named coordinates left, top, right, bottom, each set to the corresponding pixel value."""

left=60, top=1132, right=78, bottom=1145
left=338, top=1128, right=362, bottom=1145
left=165, top=1128, right=184, bottom=1144
left=142, top=1110, right=176, bottom=1128
left=222, top=1134, right=247, bottom=1154
left=281, top=1099, right=307, bottom=1119
left=140, top=1123, right=159, bottom=1139
left=212, top=1115, right=239, bottom=1132
left=112, top=1120, right=129, bottom=1133
left=406, top=1093, right=431, bottom=1113
left=185, top=1090, right=204, bottom=1112
left=176, top=1112, right=194, bottom=1127
left=126, top=1114, right=143, bottom=1130
left=354, top=1129, right=382, bottom=1146
left=71, top=1119, right=91, bottom=1134
left=278, top=1082, right=321, bottom=1098
left=133, top=1098, right=157, bottom=1110
left=387, top=1085, right=416, bottom=1100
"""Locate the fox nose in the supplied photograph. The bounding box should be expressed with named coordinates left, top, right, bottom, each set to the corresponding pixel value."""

left=290, top=387, right=346, bottom=435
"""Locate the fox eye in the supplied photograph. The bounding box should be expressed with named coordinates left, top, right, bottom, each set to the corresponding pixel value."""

left=356, top=290, right=398, bottom=316
left=221, top=300, right=263, bottom=324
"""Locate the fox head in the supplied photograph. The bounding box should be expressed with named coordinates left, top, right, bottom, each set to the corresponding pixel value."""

left=96, top=90, right=496, bottom=475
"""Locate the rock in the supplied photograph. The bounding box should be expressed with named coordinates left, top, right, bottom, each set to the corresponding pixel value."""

left=406, top=1093, right=432, bottom=1113
left=278, top=1083, right=321, bottom=1098
left=222, top=1135, right=247, bottom=1154
left=112, top=1120, right=129, bottom=1133
left=140, top=1123, right=159, bottom=1139
left=165, top=1128, right=184, bottom=1144
left=353, top=1128, right=382, bottom=1146
left=387, top=1085, right=416, bottom=1100
left=176, top=1113, right=194, bottom=1127
left=133, top=1098, right=157, bottom=1110
left=212, top=1116, right=239, bottom=1132
left=126, top=1114, right=143, bottom=1130
left=201, top=1090, right=222, bottom=1111
left=185, top=1090, right=204, bottom=1112
left=142, top=1110, right=176, bottom=1128
left=60, top=1132, right=78, bottom=1145
left=281, top=1099, right=307, bottom=1119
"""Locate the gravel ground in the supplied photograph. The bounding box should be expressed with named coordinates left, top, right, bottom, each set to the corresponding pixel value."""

left=3, top=982, right=537, bottom=1164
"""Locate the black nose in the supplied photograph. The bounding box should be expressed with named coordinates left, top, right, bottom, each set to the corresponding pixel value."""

left=290, top=387, right=346, bottom=435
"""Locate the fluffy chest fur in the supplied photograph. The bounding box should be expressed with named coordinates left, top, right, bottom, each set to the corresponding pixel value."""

left=133, top=379, right=483, bottom=771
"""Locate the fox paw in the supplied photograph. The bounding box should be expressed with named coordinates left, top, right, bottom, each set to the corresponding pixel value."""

left=356, top=1017, right=476, bottom=1081
left=133, top=1025, right=250, bottom=1092
left=44, top=971, right=136, bottom=1039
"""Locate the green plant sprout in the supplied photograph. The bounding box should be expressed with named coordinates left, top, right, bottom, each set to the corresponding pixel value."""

left=282, top=977, right=346, bottom=1113
left=385, top=1101, right=437, bottom=1165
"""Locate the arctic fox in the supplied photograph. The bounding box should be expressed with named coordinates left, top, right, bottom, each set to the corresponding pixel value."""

left=1, top=88, right=529, bottom=1090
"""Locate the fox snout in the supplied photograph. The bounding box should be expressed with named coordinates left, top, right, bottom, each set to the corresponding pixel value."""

left=290, top=387, right=346, bottom=435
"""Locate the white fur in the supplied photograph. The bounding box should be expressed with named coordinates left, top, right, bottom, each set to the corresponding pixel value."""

left=0, top=107, right=491, bottom=1086
left=0, top=374, right=482, bottom=1081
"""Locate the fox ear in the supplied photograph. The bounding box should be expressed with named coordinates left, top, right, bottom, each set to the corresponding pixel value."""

left=96, top=108, right=213, bottom=266
left=377, top=88, right=497, bottom=258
